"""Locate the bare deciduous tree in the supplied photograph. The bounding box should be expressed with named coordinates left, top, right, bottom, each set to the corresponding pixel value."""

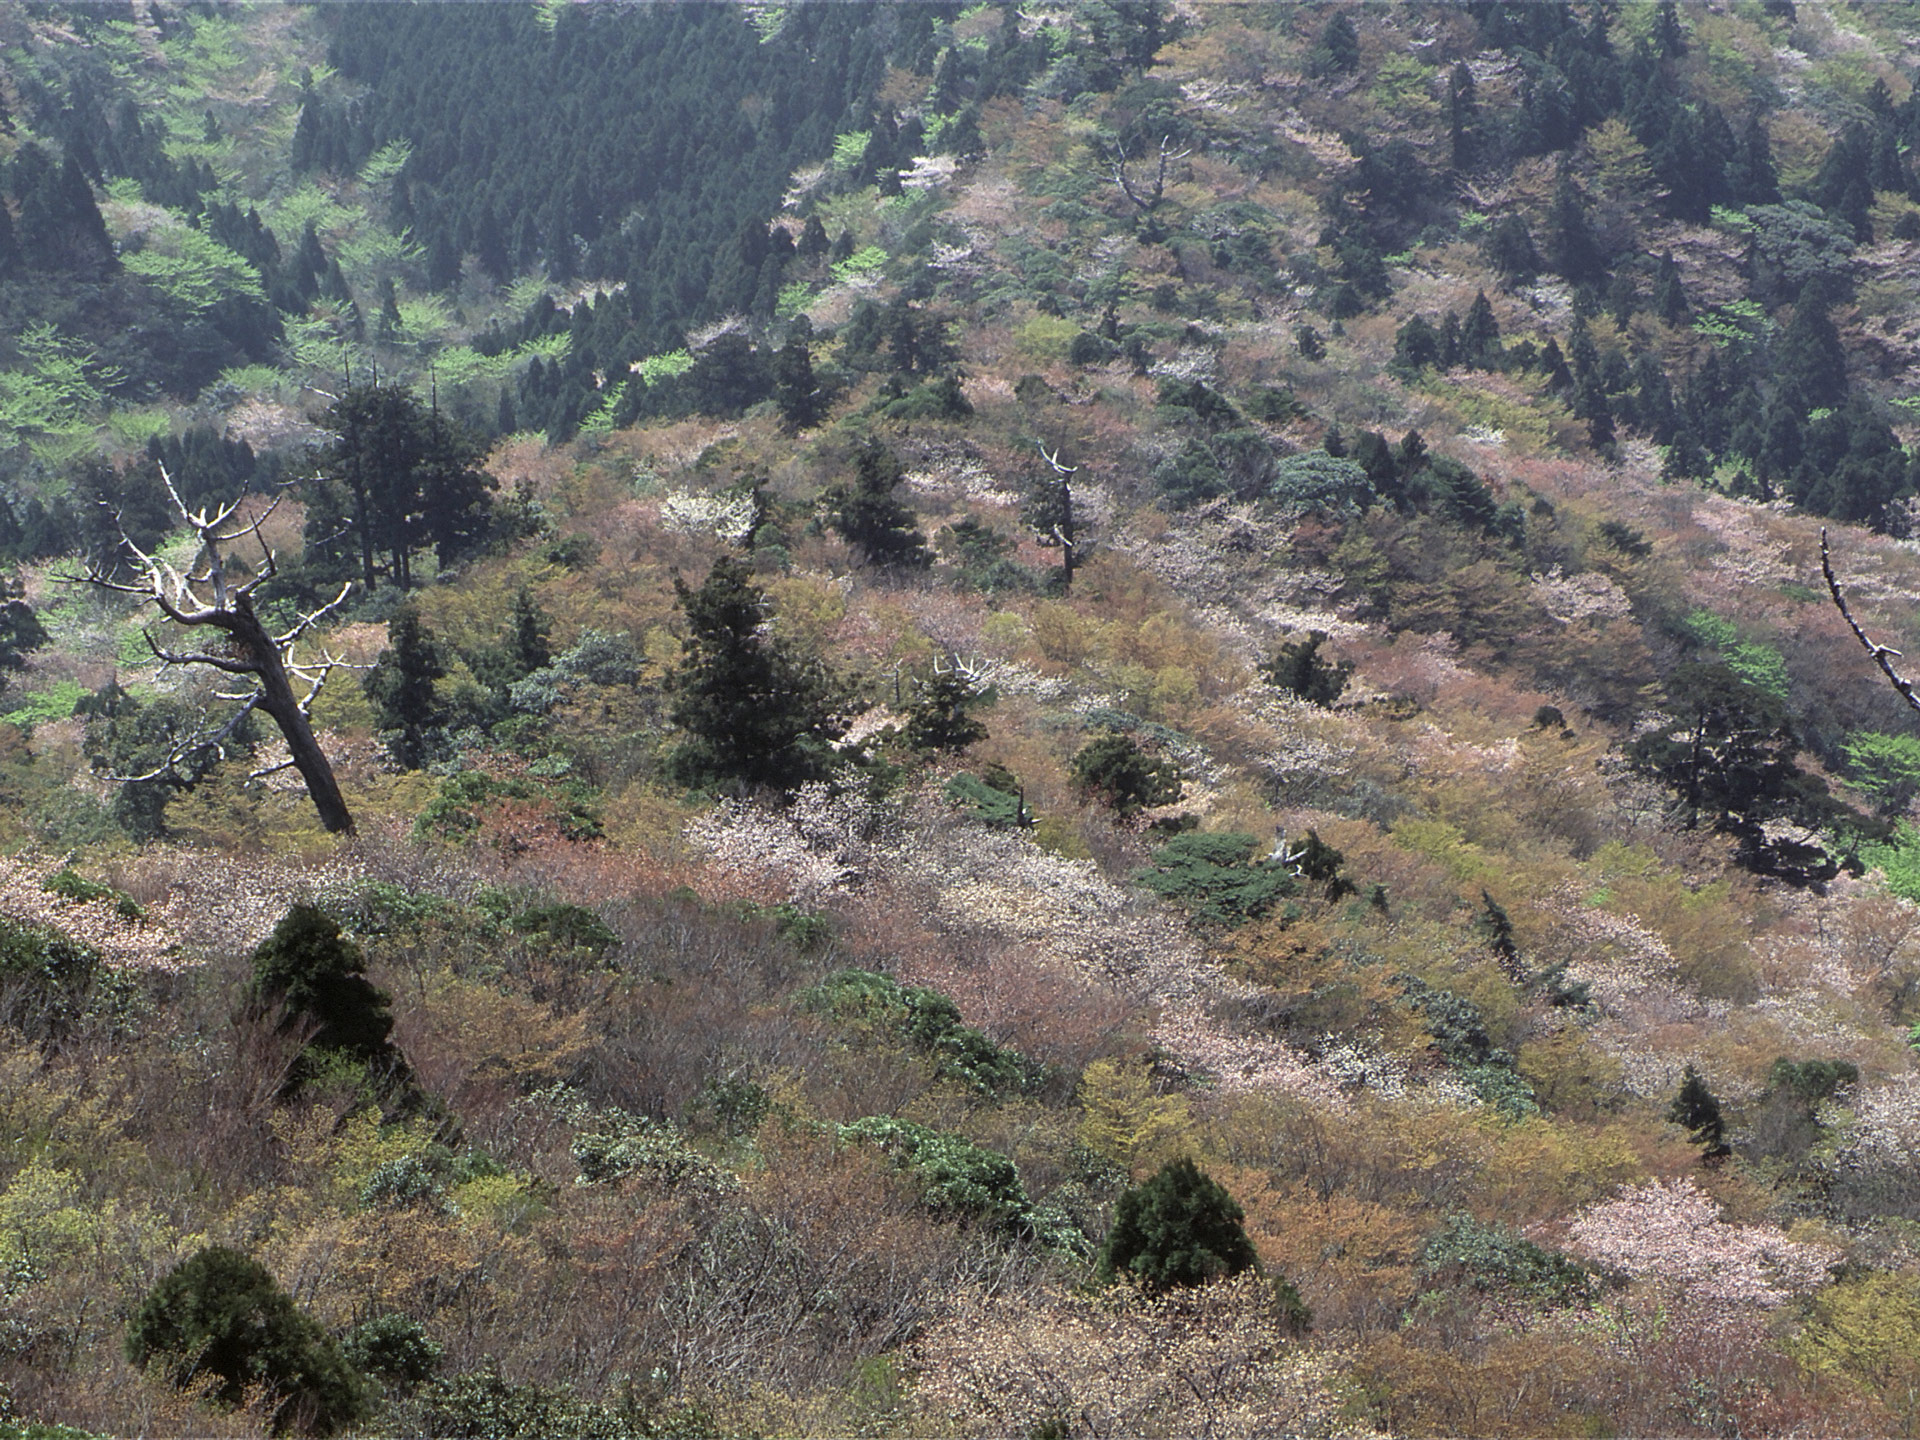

left=1106, top=135, right=1190, bottom=214
left=1035, top=441, right=1081, bottom=591
left=79, top=466, right=357, bottom=834
left=1823, top=527, right=1920, bottom=716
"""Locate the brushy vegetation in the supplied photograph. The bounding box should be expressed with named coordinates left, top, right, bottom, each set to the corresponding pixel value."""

left=14, top=2, right=1920, bottom=1435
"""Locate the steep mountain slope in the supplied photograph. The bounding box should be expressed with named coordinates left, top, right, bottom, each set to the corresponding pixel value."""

left=10, top=4, right=1920, bottom=1437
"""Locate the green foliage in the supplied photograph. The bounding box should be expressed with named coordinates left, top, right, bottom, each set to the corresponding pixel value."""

left=0, top=324, right=116, bottom=462
left=507, top=901, right=618, bottom=957
left=1723, top=642, right=1790, bottom=702
left=121, top=225, right=265, bottom=311
left=1767, top=1055, right=1858, bottom=1104
left=0, top=680, right=85, bottom=730
left=944, top=769, right=1029, bottom=828
left=0, top=914, right=100, bottom=1039
left=1668, top=1063, right=1729, bottom=1158
left=404, top=1364, right=713, bottom=1440
left=904, top=668, right=989, bottom=752
left=1400, top=977, right=1538, bottom=1119
left=1844, top=732, right=1920, bottom=814
left=831, top=245, right=890, bottom=283
left=341, top=1313, right=442, bottom=1391
left=43, top=867, right=144, bottom=920
left=1098, top=1158, right=1259, bottom=1292
left=667, top=556, right=851, bottom=791
left=553, top=1092, right=737, bottom=1196
left=414, top=770, right=603, bottom=843
left=1418, top=1213, right=1597, bottom=1306
left=1070, top=731, right=1182, bottom=817
left=1137, top=832, right=1295, bottom=928
left=124, top=1246, right=370, bottom=1435
left=1262, top=631, right=1352, bottom=707
left=635, top=349, right=694, bottom=386
left=249, top=905, right=404, bottom=1095
left=1865, top=822, right=1920, bottom=903
left=800, top=968, right=1041, bottom=1098
left=1267, top=452, right=1373, bottom=517
left=837, top=1115, right=1033, bottom=1233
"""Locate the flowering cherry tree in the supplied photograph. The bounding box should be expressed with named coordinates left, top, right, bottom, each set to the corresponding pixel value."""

left=1568, top=1177, right=1836, bottom=1309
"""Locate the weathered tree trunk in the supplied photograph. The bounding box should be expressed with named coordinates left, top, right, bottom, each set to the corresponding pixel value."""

left=227, top=596, right=355, bottom=834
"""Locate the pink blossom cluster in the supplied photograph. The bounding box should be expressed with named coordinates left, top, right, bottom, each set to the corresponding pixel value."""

left=1567, top=1178, right=1836, bottom=1309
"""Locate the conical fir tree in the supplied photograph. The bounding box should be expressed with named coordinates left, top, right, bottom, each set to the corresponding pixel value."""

left=667, top=556, right=849, bottom=790
left=1099, top=1158, right=1259, bottom=1292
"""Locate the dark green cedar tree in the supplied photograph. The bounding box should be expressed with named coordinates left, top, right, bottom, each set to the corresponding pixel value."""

left=125, top=1246, right=369, bottom=1435
left=249, top=904, right=404, bottom=1094
left=1071, top=731, right=1182, bottom=817
left=667, top=555, right=850, bottom=790
left=1099, top=1158, right=1260, bottom=1291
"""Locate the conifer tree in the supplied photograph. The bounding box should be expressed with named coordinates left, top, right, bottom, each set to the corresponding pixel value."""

left=507, top=585, right=553, bottom=675
left=905, top=667, right=989, bottom=752
left=1777, top=281, right=1849, bottom=414
left=1669, top=1063, right=1730, bottom=1158
left=1099, top=1158, right=1259, bottom=1292
left=668, top=556, right=849, bottom=790
left=1461, top=290, right=1500, bottom=368
left=1485, top=214, right=1540, bottom=287
left=1448, top=62, right=1478, bottom=171
left=1263, top=631, right=1351, bottom=707
left=1549, top=168, right=1604, bottom=283
left=362, top=607, right=447, bottom=769
left=249, top=905, right=405, bottom=1095
left=127, top=1247, right=369, bottom=1435
left=823, top=438, right=931, bottom=571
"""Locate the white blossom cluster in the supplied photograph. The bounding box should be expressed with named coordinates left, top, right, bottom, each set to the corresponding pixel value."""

left=0, top=854, right=183, bottom=971
left=1529, top=568, right=1634, bottom=624
left=1149, top=348, right=1219, bottom=383
left=659, top=488, right=757, bottom=544
left=1537, top=887, right=1683, bottom=1014
left=900, top=154, right=958, bottom=190
left=688, top=780, right=904, bottom=902
left=1151, top=1004, right=1347, bottom=1105
left=1567, top=1178, right=1837, bottom=1309
left=1827, top=1076, right=1920, bottom=1174
left=912, top=1275, right=1381, bottom=1440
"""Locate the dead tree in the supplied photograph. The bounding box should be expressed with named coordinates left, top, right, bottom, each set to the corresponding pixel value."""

left=1106, top=135, right=1190, bottom=214
left=1036, top=442, right=1081, bottom=591
left=1822, top=527, right=1920, bottom=716
left=80, top=466, right=357, bottom=834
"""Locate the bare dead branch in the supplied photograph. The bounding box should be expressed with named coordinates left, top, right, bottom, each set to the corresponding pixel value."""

left=144, top=630, right=260, bottom=676
left=1822, top=527, right=1920, bottom=715
left=101, top=692, right=261, bottom=785
left=71, top=475, right=359, bottom=833
left=274, top=581, right=356, bottom=647
left=1106, top=135, right=1190, bottom=213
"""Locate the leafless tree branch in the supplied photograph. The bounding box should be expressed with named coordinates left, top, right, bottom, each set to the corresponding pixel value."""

left=71, top=465, right=358, bottom=833
left=1822, top=527, right=1920, bottom=715
left=1106, top=135, right=1190, bottom=213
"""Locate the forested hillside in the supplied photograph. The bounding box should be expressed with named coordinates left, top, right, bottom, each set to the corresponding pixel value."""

left=18, top=2, right=1920, bottom=1436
